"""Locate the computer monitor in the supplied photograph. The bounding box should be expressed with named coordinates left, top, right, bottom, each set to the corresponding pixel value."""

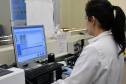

left=12, top=25, right=47, bottom=69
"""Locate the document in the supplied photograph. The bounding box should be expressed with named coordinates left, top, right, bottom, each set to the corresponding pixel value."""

left=26, top=0, right=54, bottom=38
left=57, top=32, right=67, bottom=56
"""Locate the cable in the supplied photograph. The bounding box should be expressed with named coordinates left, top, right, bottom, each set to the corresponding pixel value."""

left=25, top=78, right=33, bottom=84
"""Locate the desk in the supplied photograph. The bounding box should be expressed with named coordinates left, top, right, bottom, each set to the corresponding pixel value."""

left=0, top=67, right=25, bottom=84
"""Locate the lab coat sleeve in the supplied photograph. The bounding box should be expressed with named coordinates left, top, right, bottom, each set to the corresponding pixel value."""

left=58, top=46, right=103, bottom=84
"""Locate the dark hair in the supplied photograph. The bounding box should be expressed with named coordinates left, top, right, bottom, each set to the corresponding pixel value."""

left=85, top=0, right=126, bottom=56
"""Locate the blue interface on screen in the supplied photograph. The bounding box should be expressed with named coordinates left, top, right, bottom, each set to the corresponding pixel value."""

left=13, top=26, right=46, bottom=63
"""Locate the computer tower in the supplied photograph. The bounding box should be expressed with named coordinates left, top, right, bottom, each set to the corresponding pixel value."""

left=26, top=72, right=53, bottom=84
left=56, top=68, right=62, bottom=80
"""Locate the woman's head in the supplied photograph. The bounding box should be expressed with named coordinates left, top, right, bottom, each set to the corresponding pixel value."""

left=85, top=0, right=114, bottom=34
left=85, top=14, right=106, bottom=36
left=85, top=0, right=125, bottom=56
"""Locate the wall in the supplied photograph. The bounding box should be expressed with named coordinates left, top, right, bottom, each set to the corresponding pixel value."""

left=60, top=0, right=87, bottom=29
left=1, top=0, right=126, bottom=35
left=0, top=0, right=11, bottom=35
left=60, top=0, right=126, bottom=30
left=0, top=0, right=60, bottom=36
left=54, top=0, right=60, bottom=27
left=109, top=0, right=126, bottom=14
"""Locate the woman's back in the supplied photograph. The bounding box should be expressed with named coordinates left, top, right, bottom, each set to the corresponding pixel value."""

left=90, top=31, right=124, bottom=84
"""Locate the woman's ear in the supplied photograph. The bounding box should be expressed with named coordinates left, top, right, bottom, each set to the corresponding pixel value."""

left=91, top=16, right=96, bottom=26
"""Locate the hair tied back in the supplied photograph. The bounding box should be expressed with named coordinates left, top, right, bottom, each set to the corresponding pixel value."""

left=112, top=6, right=116, bottom=11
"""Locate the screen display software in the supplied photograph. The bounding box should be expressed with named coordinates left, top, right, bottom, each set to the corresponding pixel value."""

left=13, top=26, right=47, bottom=63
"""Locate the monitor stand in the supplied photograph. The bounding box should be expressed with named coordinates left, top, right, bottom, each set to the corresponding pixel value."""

left=19, top=62, right=42, bottom=70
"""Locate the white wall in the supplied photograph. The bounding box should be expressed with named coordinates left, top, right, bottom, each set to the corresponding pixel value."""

left=0, top=0, right=11, bottom=35
left=60, top=0, right=87, bottom=29
left=109, top=0, right=126, bottom=14
left=60, top=0, right=126, bottom=31
left=1, top=0, right=126, bottom=35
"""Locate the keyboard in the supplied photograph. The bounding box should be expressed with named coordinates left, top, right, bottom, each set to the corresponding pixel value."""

left=0, top=68, right=13, bottom=77
left=25, top=62, right=63, bottom=79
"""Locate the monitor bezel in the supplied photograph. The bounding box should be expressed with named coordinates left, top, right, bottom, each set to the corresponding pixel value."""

left=12, top=25, right=48, bottom=68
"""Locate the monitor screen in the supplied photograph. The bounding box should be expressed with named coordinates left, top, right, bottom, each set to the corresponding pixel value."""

left=12, top=25, right=47, bottom=68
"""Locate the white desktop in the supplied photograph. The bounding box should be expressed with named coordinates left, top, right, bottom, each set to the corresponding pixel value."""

left=0, top=67, right=25, bottom=84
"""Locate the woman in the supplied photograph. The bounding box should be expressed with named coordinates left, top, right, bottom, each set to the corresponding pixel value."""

left=53, top=0, right=125, bottom=84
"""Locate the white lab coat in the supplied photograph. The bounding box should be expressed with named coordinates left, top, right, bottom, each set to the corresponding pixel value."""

left=54, top=31, right=124, bottom=84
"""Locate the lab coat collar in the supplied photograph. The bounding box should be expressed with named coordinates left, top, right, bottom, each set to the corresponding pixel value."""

left=88, top=31, right=112, bottom=44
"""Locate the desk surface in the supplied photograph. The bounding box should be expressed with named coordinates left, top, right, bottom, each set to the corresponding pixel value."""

left=0, top=67, right=24, bottom=80
left=0, top=67, right=25, bottom=84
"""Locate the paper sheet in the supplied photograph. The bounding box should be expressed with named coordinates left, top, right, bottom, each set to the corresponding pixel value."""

left=26, top=1, right=54, bottom=38
left=57, top=33, right=67, bottom=55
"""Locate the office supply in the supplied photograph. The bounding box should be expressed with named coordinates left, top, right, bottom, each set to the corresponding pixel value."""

left=12, top=25, right=47, bottom=69
left=25, top=62, right=63, bottom=84
left=0, top=67, right=25, bottom=84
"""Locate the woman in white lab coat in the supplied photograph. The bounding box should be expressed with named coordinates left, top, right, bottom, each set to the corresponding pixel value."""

left=53, top=0, right=126, bottom=84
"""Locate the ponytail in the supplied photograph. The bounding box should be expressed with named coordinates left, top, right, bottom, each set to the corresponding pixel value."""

left=86, top=0, right=126, bottom=56
left=111, top=6, right=125, bottom=56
